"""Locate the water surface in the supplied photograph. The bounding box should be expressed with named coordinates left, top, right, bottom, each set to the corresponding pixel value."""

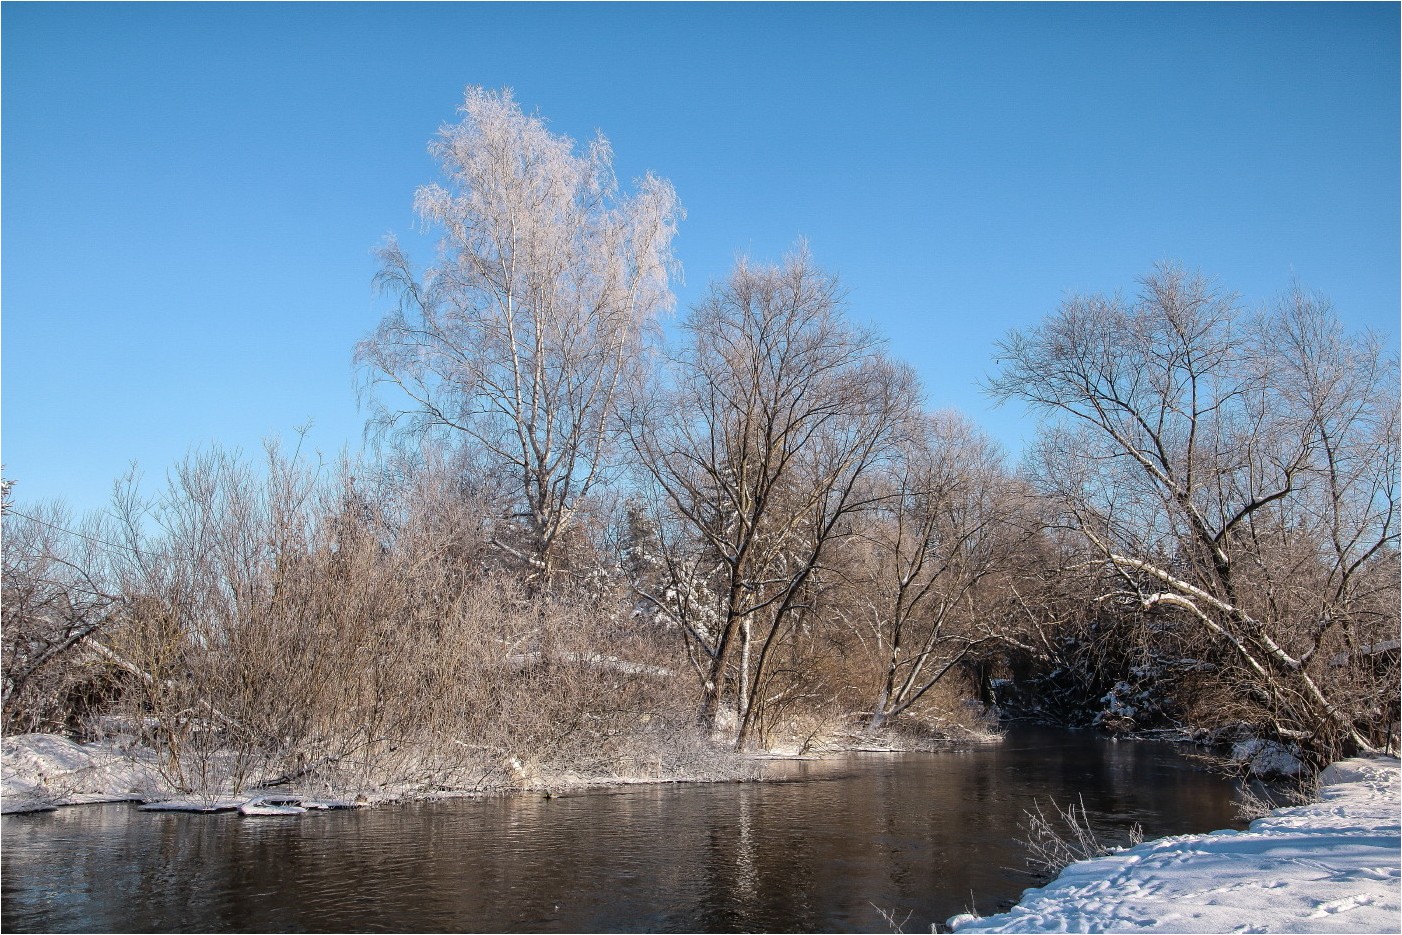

left=1, top=729, right=1246, bottom=932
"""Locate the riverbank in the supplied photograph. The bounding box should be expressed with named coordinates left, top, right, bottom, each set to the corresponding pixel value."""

left=1, top=733, right=157, bottom=813
left=948, top=756, right=1401, bottom=934
left=1, top=728, right=1004, bottom=814
left=0, top=731, right=770, bottom=813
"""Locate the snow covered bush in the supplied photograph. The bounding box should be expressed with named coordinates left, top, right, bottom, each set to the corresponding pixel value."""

left=1229, top=739, right=1306, bottom=780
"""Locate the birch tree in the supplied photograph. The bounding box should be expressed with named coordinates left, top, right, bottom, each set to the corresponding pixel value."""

left=358, top=87, right=681, bottom=580
left=989, top=264, right=1399, bottom=759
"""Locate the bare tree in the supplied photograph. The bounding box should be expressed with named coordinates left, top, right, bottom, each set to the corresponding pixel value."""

left=989, top=264, right=1399, bottom=759
left=628, top=248, right=919, bottom=746
left=1, top=501, right=118, bottom=730
left=854, top=410, right=1031, bottom=732
left=358, top=87, right=682, bottom=581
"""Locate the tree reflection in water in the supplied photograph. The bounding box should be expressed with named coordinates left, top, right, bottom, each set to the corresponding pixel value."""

left=2, top=728, right=1246, bottom=933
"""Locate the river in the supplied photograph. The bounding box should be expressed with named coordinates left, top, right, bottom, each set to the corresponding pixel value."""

left=1, top=728, right=1246, bottom=933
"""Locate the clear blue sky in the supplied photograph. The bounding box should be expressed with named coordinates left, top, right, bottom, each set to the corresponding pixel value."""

left=5, top=2, right=1398, bottom=517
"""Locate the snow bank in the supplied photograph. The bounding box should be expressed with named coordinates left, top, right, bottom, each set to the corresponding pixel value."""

left=1232, top=738, right=1307, bottom=779
left=2, top=730, right=748, bottom=812
left=949, top=756, right=1401, bottom=934
left=1, top=733, right=160, bottom=813
left=2, top=734, right=374, bottom=815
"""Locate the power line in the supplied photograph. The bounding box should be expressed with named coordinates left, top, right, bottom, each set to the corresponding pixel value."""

left=4, top=508, right=148, bottom=557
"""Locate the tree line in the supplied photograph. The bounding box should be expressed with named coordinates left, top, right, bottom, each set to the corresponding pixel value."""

left=4, top=88, right=1396, bottom=797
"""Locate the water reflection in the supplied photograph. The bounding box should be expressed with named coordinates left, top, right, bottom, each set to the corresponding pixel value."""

left=2, top=729, right=1245, bottom=933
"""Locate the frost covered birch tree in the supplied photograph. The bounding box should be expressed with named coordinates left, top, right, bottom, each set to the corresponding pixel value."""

left=989, top=265, right=1399, bottom=760
left=629, top=248, right=919, bottom=745
left=358, top=87, right=681, bottom=580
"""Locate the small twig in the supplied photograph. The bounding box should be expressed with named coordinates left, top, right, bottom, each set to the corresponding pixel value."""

left=869, top=902, right=913, bottom=935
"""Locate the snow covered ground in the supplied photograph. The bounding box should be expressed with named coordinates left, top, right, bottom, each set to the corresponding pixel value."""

left=1, top=731, right=754, bottom=812
left=2, top=734, right=368, bottom=813
left=1, top=733, right=160, bottom=813
left=949, top=756, right=1401, bottom=934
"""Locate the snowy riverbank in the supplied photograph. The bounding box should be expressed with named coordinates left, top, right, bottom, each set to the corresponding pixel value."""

left=949, top=756, right=1401, bottom=934
left=1, top=731, right=768, bottom=813
left=1, top=728, right=998, bottom=815
left=1, top=733, right=159, bottom=813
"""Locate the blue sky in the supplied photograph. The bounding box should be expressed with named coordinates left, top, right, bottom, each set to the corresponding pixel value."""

left=4, top=2, right=1398, bottom=516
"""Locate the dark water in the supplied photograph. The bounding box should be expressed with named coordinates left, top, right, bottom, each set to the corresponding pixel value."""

left=1, top=729, right=1246, bottom=933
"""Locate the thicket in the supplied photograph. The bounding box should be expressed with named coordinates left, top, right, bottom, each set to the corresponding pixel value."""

left=3, top=89, right=1396, bottom=799
left=3, top=448, right=732, bottom=798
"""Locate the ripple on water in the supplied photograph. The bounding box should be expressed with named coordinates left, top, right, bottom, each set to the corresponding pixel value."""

left=1, top=729, right=1247, bottom=933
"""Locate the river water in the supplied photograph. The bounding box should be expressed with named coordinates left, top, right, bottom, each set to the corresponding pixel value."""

left=1, top=729, right=1246, bottom=933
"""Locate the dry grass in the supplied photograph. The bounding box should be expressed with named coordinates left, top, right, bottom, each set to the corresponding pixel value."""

left=1017, top=795, right=1143, bottom=877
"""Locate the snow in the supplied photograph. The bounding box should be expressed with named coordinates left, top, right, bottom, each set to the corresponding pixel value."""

left=1, top=734, right=368, bottom=815
left=1, top=733, right=160, bottom=813
left=137, top=795, right=362, bottom=814
left=238, top=799, right=307, bottom=816
left=1232, top=738, right=1307, bottom=779
left=137, top=798, right=245, bottom=813
left=2, top=729, right=742, bottom=811
left=949, top=756, right=1401, bottom=934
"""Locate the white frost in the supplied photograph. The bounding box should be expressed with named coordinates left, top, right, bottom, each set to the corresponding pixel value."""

left=949, top=756, right=1401, bottom=934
